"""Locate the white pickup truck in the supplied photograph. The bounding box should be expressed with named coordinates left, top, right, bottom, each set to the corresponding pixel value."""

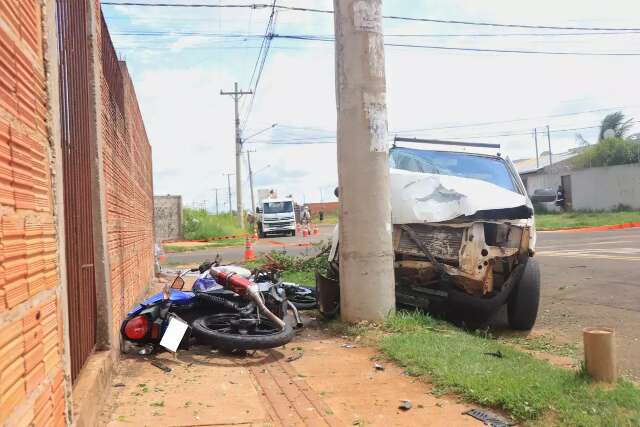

left=257, top=197, right=297, bottom=237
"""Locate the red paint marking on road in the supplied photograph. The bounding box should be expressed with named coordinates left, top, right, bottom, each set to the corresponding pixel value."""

left=540, top=222, right=640, bottom=233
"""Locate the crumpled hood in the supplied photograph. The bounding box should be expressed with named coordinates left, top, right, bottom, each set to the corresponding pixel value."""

left=390, top=168, right=530, bottom=224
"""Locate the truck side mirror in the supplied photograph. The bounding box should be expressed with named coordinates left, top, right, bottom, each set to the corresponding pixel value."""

left=256, top=207, right=262, bottom=213
left=334, top=187, right=339, bottom=198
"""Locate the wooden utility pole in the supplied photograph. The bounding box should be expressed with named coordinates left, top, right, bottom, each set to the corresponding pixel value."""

left=221, top=82, right=252, bottom=227
left=533, top=128, right=539, bottom=169
left=546, top=125, right=553, bottom=167
left=334, top=0, right=395, bottom=322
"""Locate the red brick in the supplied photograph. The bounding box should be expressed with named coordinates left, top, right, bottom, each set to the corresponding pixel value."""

left=0, top=378, right=25, bottom=424
left=4, top=278, right=28, bottom=307
left=23, top=323, right=42, bottom=352
left=33, top=383, right=52, bottom=416
left=25, top=361, right=45, bottom=393
left=23, top=304, right=42, bottom=331
left=23, top=342, right=43, bottom=372
left=43, top=346, right=60, bottom=375
left=32, top=399, right=52, bottom=427
left=0, top=356, right=25, bottom=394
left=0, top=331, right=24, bottom=372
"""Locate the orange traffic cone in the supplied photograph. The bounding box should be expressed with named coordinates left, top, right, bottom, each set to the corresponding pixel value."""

left=313, top=223, right=319, bottom=236
left=302, top=227, right=309, bottom=238
left=244, top=237, right=255, bottom=261
left=252, top=227, right=259, bottom=241
left=296, top=223, right=301, bottom=233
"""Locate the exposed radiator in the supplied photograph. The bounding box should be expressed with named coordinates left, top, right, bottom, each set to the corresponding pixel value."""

left=394, top=224, right=464, bottom=262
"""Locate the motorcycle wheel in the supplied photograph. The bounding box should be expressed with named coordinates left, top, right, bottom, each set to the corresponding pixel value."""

left=286, top=285, right=317, bottom=310
left=191, top=313, right=294, bottom=350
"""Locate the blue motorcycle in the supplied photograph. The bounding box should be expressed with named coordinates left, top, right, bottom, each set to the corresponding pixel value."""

left=121, top=261, right=301, bottom=353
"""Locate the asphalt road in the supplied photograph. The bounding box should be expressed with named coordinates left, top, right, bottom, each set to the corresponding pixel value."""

left=166, top=224, right=640, bottom=378
left=532, top=227, right=640, bottom=379
left=165, top=224, right=334, bottom=265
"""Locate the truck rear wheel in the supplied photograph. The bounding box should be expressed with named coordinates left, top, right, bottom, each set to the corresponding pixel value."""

left=507, top=258, right=540, bottom=330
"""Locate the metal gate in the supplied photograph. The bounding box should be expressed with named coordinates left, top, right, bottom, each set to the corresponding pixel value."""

left=56, top=0, right=97, bottom=382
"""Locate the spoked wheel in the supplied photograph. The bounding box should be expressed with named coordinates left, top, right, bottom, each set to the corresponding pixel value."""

left=285, top=285, right=317, bottom=310
left=191, top=313, right=294, bottom=350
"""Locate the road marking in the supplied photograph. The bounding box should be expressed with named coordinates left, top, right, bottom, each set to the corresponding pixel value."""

left=537, top=250, right=640, bottom=261
left=537, top=240, right=637, bottom=250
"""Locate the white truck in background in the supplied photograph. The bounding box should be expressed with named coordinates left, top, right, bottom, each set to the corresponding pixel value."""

left=256, top=197, right=297, bottom=237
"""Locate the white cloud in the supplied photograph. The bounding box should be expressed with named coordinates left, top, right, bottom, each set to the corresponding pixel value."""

left=104, top=0, right=640, bottom=210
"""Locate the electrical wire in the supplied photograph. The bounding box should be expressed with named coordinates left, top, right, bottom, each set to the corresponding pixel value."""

left=102, top=2, right=640, bottom=32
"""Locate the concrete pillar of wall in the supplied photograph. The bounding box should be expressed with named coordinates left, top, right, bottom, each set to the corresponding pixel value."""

left=86, top=0, right=115, bottom=353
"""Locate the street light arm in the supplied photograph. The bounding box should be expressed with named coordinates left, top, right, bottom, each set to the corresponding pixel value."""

left=243, top=123, right=277, bottom=143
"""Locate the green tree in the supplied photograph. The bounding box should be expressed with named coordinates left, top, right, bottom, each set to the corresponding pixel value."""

left=573, top=137, right=639, bottom=168
left=598, top=112, right=633, bottom=141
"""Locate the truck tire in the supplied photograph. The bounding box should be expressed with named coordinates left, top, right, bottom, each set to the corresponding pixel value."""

left=291, top=230, right=296, bottom=237
left=507, top=258, right=540, bottom=330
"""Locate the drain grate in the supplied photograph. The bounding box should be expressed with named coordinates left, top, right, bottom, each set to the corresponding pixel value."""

left=463, top=408, right=516, bottom=427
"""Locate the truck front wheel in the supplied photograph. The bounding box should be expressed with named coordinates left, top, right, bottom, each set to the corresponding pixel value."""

left=507, top=258, right=540, bottom=330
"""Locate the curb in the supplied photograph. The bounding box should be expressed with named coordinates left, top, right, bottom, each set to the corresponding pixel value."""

left=539, top=221, right=640, bottom=233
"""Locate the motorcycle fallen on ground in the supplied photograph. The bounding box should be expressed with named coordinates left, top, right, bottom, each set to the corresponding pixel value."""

left=121, top=261, right=303, bottom=354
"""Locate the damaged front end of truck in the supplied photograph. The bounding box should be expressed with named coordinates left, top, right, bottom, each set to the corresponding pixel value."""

left=318, top=140, right=541, bottom=330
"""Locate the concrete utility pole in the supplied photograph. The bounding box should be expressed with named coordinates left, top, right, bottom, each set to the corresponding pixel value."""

left=546, top=125, right=553, bottom=167
left=222, top=172, right=234, bottom=214
left=221, top=82, right=252, bottom=227
left=246, top=150, right=256, bottom=212
left=212, top=188, right=222, bottom=215
left=533, top=128, right=539, bottom=169
left=334, top=0, right=395, bottom=322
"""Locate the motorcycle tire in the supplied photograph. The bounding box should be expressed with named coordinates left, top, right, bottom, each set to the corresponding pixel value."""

left=191, top=313, right=295, bottom=350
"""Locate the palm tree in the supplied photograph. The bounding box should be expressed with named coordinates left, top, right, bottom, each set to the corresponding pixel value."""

left=598, top=112, right=633, bottom=141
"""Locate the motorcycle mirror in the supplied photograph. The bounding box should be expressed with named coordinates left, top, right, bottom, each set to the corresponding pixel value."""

left=334, top=186, right=339, bottom=198
left=171, top=276, right=185, bottom=290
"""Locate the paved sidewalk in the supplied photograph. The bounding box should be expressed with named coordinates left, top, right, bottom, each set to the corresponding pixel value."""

left=101, top=327, right=480, bottom=427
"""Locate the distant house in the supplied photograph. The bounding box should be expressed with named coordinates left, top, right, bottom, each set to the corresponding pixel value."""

left=514, top=146, right=640, bottom=211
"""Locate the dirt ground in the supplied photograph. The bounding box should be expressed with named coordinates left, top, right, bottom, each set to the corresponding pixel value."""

left=100, top=324, right=488, bottom=427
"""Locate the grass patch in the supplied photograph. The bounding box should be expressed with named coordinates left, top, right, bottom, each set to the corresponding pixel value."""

left=183, top=209, right=249, bottom=240
left=312, top=211, right=338, bottom=224
left=280, top=270, right=315, bottom=286
left=377, top=311, right=640, bottom=425
left=536, top=210, right=640, bottom=230
left=499, top=334, right=578, bottom=358
left=163, top=238, right=245, bottom=253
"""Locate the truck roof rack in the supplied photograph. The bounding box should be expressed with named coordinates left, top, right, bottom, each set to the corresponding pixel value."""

left=393, top=136, right=500, bottom=150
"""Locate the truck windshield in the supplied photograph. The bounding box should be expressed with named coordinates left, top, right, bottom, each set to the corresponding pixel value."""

left=263, top=201, right=293, bottom=214
left=390, top=147, right=516, bottom=192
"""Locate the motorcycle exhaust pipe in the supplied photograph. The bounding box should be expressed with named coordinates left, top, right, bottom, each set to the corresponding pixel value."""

left=210, top=267, right=287, bottom=330
left=287, top=301, right=304, bottom=328
left=247, top=287, right=287, bottom=330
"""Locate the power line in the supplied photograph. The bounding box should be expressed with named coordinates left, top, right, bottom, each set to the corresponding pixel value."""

left=275, top=34, right=640, bottom=56
left=111, top=30, right=640, bottom=39
left=241, top=0, right=277, bottom=130
left=102, top=2, right=640, bottom=32
left=393, top=105, right=639, bottom=134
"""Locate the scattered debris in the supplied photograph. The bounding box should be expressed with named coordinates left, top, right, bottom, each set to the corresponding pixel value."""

left=484, top=350, right=504, bottom=359
left=374, top=362, right=385, bottom=371
left=113, top=383, right=125, bottom=388
left=286, top=352, right=304, bottom=362
left=463, top=408, right=516, bottom=427
left=399, top=400, right=412, bottom=411
left=151, top=360, right=172, bottom=373
left=341, top=343, right=355, bottom=349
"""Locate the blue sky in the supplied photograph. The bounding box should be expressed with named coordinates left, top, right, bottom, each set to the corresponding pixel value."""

left=102, top=0, right=640, bottom=209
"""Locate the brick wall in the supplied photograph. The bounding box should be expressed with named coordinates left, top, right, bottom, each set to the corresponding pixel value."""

left=96, top=11, right=155, bottom=340
left=0, top=1, right=66, bottom=425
